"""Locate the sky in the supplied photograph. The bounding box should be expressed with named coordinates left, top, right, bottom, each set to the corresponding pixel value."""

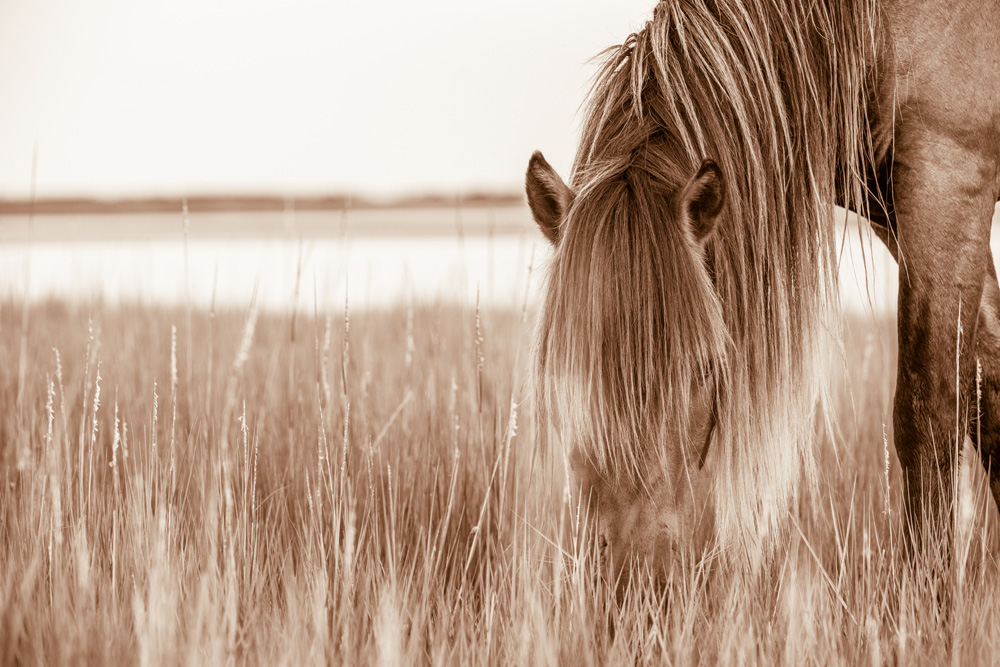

left=0, top=0, right=655, bottom=199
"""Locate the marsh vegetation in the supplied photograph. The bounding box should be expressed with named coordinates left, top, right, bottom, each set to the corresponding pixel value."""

left=2, top=291, right=999, bottom=665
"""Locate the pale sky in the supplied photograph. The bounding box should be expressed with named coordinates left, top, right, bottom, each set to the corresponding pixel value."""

left=0, top=0, right=655, bottom=198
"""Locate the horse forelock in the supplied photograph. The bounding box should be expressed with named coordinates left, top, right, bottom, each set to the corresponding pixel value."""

left=535, top=0, right=882, bottom=557
left=537, top=160, right=730, bottom=488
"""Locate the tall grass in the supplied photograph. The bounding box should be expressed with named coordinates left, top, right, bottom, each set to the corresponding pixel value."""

left=1, top=298, right=999, bottom=665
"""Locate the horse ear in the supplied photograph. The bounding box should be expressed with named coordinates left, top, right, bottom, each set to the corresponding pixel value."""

left=525, top=151, right=573, bottom=244
left=680, top=160, right=725, bottom=243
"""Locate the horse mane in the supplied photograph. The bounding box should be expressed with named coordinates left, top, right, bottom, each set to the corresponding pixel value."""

left=535, top=0, right=882, bottom=555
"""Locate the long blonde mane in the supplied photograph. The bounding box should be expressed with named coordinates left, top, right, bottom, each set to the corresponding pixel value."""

left=535, top=0, right=883, bottom=554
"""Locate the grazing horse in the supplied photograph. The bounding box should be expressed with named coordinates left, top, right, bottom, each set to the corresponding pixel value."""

left=525, top=0, right=1000, bottom=573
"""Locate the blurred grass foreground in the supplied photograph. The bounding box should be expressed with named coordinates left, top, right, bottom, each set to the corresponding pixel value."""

left=2, top=294, right=1000, bottom=665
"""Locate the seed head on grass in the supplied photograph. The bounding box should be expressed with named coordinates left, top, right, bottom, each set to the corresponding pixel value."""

left=6, top=300, right=999, bottom=664
left=883, top=422, right=891, bottom=518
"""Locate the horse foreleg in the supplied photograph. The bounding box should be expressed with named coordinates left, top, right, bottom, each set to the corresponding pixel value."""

left=892, top=134, right=997, bottom=540
left=871, top=211, right=1000, bottom=511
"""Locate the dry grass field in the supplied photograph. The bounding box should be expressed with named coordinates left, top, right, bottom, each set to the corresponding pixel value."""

left=2, top=294, right=1000, bottom=665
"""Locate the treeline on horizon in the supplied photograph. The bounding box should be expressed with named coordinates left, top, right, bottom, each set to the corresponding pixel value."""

left=0, top=191, right=526, bottom=215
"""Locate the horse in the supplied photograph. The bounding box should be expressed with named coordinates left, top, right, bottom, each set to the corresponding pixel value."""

left=525, top=0, right=1000, bottom=574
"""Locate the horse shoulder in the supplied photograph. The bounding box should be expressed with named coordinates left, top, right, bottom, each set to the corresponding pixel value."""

left=886, top=0, right=1000, bottom=160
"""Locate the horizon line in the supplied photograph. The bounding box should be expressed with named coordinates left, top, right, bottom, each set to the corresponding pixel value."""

left=0, top=190, right=528, bottom=216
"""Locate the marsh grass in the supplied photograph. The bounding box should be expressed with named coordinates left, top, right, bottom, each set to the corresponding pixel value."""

left=2, top=298, right=1000, bottom=665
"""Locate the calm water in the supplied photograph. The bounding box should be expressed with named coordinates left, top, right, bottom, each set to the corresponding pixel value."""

left=0, top=206, right=996, bottom=316
left=0, top=234, right=542, bottom=312
left=0, top=205, right=543, bottom=312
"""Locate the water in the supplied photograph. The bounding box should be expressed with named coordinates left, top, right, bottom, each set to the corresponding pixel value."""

left=0, top=234, right=543, bottom=312
left=0, top=205, right=996, bottom=316
left=0, top=205, right=544, bottom=312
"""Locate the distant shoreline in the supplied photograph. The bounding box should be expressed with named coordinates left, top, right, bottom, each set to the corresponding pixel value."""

left=0, top=193, right=525, bottom=216
left=0, top=202, right=537, bottom=242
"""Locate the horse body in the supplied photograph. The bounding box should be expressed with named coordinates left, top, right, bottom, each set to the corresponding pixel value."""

left=527, top=0, right=1000, bottom=574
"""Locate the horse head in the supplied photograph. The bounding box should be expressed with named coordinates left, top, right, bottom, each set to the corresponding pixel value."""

left=527, top=149, right=727, bottom=579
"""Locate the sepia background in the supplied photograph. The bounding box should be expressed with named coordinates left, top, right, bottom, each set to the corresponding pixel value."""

left=4, top=1, right=1000, bottom=664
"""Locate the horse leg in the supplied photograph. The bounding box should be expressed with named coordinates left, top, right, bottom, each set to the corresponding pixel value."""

left=891, top=132, right=998, bottom=538
left=867, top=198, right=1000, bottom=511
